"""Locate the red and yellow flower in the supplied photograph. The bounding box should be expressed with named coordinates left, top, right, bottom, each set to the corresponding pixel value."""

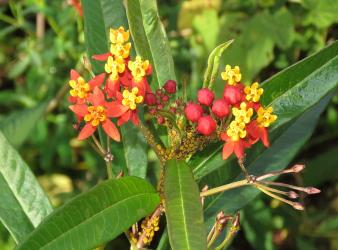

left=69, top=87, right=120, bottom=141
left=107, top=87, right=144, bottom=126
left=68, top=70, right=105, bottom=104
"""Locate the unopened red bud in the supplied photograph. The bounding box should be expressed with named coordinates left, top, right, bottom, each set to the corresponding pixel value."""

left=223, top=85, right=243, bottom=105
left=197, top=88, right=214, bottom=106
left=156, top=89, right=163, bottom=96
left=184, top=102, right=203, bottom=122
left=305, top=187, right=321, bottom=194
left=197, top=116, right=216, bottom=136
left=145, top=93, right=156, bottom=106
left=163, top=80, right=177, bottom=94
left=212, top=99, right=230, bottom=118
left=157, top=116, right=165, bottom=124
left=157, top=104, right=164, bottom=110
left=162, top=95, right=170, bottom=103
left=291, top=164, right=305, bottom=173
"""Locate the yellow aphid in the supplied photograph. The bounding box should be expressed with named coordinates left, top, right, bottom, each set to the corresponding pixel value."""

left=257, top=107, right=277, bottom=127
left=226, top=120, right=247, bottom=141
left=104, top=56, right=125, bottom=80
left=221, top=65, right=242, bottom=85
left=232, top=102, right=253, bottom=124
left=69, top=77, right=90, bottom=99
left=84, top=106, right=106, bottom=127
left=244, top=82, right=264, bottom=102
left=128, top=56, right=150, bottom=82
left=109, top=26, right=130, bottom=44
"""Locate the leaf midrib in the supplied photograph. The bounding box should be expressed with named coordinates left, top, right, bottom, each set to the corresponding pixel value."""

left=176, top=166, right=192, bottom=250
left=22, top=192, right=156, bottom=250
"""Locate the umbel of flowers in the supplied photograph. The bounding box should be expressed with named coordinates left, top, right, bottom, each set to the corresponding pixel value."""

left=68, top=27, right=152, bottom=141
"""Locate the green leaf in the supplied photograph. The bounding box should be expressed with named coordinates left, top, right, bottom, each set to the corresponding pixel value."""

left=0, top=131, right=53, bottom=243
left=200, top=93, right=333, bottom=227
left=203, top=40, right=234, bottom=89
left=17, top=176, right=160, bottom=250
left=121, top=123, right=148, bottom=178
left=164, top=160, right=207, bottom=250
left=0, top=103, right=47, bottom=148
left=82, top=0, right=128, bottom=73
left=125, top=0, right=176, bottom=87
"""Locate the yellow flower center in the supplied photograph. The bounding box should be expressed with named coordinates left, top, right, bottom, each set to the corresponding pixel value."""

left=121, top=87, right=144, bottom=110
left=232, top=102, right=253, bottom=124
left=128, top=56, right=150, bottom=82
left=104, top=56, right=125, bottom=80
left=69, top=77, right=90, bottom=99
left=226, top=120, right=247, bottom=141
left=221, top=65, right=242, bottom=85
left=244, top=82, right=264, bottom=102
left=257, top=107, right=277, bottom=127
left=109, top=26, right=130, bottom=44
left=84, top=105, right=106, bottom=127
left=110, top=42, right=131, bottom=59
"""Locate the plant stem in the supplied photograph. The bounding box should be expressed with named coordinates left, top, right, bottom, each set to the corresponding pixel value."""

left=105, top=136, right=114, bottom=179
left=200, top=180, right=249, bottom=197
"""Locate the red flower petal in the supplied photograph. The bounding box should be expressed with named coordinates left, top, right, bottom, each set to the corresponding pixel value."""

left=92, top=53, right=110, bottom=61
left=68, top=96, right=77, bottom=104
left=78, top=123, right=96, bottom=140
left=89, top=73, right=106, bottom=89
left=105, top=102, right=128, bottom=118
left=131, top=111, right=139, bottom=126
left=70, top=69, right=80, bottom=80
left=69, top=104, right=88, bottom=117
left=234, top=140, right=245, bottom=159
left=120, top=70, right=132, bottom=87
left=105, top=78, right=120, bottom=98
left=118, top=110, right=131, bottom=126
left=261, top=127, right=270, bottom=147
left=90, top=87, right=105, bottom=106
left=102, top=119, right=120, bottom=142
left=222, top=141, right=234, bottom=160
left=220, top=132, right=229, bottom=141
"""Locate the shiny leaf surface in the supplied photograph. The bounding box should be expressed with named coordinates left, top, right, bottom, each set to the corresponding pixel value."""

left=164, top=160, right=207, bottom=250
left=17, top=177, right=160, bottom=250
left=0, top=131, right=53, bottom=243
left=125, top=0, right=176, bottom=86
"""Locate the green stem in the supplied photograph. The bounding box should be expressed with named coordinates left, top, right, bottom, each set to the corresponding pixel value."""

left=200, top=180, right=249, bottom=197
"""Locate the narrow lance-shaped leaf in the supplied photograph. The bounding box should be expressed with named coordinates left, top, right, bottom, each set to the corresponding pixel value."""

left=164, top=160, right=207, bottom=250
left=0, top=131, right=53, bottom=243
left=121, top=123, right=148, bottom=178
left=17, top=176, right=160, bottom=250
left=203, top=40, right=234, bottom=89
left=126, top=0, right=176, bottom=87
left=0, top=102, right=47, bottom=148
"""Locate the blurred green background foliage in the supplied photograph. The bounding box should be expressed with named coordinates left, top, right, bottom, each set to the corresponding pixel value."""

left=0, top=0, right=337, bottom=249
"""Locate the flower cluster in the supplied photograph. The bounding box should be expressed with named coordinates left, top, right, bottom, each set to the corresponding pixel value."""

left=183, top=65, right=277, bottom=160
left=68, top=27, right=153, bottom=141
